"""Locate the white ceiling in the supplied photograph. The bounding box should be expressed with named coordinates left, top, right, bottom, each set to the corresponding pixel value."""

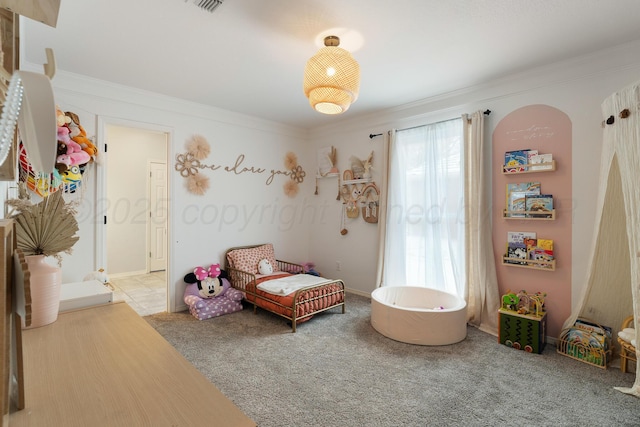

left=20, top=0, right=640, bottom=130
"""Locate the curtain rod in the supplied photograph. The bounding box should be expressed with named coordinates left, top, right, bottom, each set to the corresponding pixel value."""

left=369, top=109, right=491, bottom=139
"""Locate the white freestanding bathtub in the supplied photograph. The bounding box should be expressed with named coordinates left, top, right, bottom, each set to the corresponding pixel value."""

left=371, top=286, right=467, bottom=345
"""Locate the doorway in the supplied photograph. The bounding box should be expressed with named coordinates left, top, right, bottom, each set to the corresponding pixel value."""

left=98, top=120, right=171, bottom=315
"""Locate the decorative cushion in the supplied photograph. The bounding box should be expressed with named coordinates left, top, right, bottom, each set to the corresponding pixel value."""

left=618, top=328, right=636, bottom=344
left=258, top=259, right=273, bottom=275
left=183, top=285, right=244, bottom=321
left=227, top=244, right=279, bottom=274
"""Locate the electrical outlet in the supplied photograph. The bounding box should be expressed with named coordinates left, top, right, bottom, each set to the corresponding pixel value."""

left=336, top=261, right=341, bottom=271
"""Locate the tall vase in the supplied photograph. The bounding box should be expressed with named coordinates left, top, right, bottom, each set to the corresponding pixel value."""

left=23, top=255, right=62, bottom=329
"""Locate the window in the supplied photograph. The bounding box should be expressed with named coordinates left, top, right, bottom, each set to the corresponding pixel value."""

left=383, top=118, right=465, bottom=296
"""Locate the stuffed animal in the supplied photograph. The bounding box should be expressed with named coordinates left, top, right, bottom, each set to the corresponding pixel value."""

left=56, top=106, right=71, bottom=127
left=258, top=259, right=273, bottom=275
left=183, top=263, right=229, bottom=299
left=55, top=154, right=72, bottom=173
left=57, top=125, right=90, bottom=166
left=183, top=263, right=244, bottom=320
left=65, top=111, right=98, bottom=159
left=302, top=262, right=320, bottom=276
left=61, top=165, right=83, bottom=192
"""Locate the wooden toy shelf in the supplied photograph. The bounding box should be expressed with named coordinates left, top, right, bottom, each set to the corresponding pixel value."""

left=502, top=257, right=556, bottom=271
left=502, top=160, right=556, bottom=174
left=503, top=209, right=556, bottom=220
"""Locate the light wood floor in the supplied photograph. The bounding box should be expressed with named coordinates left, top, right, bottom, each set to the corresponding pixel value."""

left=110, top=271, right=166, bottom=316
left=10, top=302, right=256, bottom=426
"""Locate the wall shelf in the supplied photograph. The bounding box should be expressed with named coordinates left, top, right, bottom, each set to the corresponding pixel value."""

left=342, top=178, right=372, bottom=185
left=502, top=160, right=556, bottom=174
left=502, top=257, right=556, bottom=271
left=503, top=209, right=556, bottom=220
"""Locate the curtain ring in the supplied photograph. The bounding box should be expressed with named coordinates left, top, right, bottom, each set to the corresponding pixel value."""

left=620, top=109, right=630, bottom=119
left=606, top=115, right=615, bottom=125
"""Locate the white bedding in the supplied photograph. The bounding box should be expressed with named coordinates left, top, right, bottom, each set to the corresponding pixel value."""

left=257, top=274, right=331, bottom=296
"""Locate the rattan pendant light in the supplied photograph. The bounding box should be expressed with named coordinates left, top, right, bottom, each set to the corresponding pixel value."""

left=303, top=35, right=360, bottom=115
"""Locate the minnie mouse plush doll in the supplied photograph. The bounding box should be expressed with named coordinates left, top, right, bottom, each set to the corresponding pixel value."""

left=184, top=263, right=229, bottom=298
left=183, top=263, right=244, bottom=320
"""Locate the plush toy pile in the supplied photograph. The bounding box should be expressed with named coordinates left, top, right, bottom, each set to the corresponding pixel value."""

left=183, top=263, right=243, bottom=320
left=55, top=108, right=97, bottom=193
left=19, top=106, right=97, bottom=196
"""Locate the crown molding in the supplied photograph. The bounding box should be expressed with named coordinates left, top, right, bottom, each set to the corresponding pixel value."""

left=19, top=61, right=309, bottom=141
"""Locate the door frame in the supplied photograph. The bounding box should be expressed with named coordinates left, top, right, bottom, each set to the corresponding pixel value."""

left=96, top=116, right=175, bottom=311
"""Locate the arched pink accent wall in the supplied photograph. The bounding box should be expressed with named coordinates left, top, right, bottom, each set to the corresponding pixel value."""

left=492, top=104, right=572, bottom=339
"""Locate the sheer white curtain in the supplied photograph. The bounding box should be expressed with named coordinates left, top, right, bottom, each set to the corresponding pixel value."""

left=379, top=118, right=465, bottom=297
left=463, top=111, right=500, bottom=335
left=374, top=113, right=500, bottom=335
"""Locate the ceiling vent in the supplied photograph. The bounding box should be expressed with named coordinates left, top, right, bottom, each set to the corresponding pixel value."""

left=187, top=0, right=223, bottom=13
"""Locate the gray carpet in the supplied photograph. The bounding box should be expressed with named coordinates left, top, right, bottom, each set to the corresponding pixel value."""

left=145, top=293, right=640, bottom=427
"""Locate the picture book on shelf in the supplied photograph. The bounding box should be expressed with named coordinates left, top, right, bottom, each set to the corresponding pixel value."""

left=529, top=153, right=553, bottom=171
left=507, top=231, right=537, bottom=244
left=506, top=243, right=528, bottom=264
left=505, top=231, right=536, bottom=265
left=525, top=194, right=553, bottom=218
left=536, top=239, right=554, bottom=251
left=504, top=149, right=530, bottom=173
left=529, top=248, right=554, bottom=265
left=523, top=237, right=537, bottom=250
left=509, top=191, right=529, bottom=216
left=505, top=182, right=540, bottom=214
left=528, top=238, right=554, bottom=268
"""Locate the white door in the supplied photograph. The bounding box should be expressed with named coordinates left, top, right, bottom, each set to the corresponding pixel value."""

left=149, top=161, right=167, bottom=272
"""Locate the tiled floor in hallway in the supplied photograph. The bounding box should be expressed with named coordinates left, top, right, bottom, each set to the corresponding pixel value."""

left=110, top=271, right=167, bottom=316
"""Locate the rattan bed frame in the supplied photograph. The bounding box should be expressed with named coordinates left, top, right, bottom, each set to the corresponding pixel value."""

left=224, top=245, right=345, bottom=332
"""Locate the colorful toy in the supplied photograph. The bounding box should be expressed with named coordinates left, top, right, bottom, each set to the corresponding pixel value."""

left=61, top=165, right=83, bottom=193
left=66, top=111, right=98, bottom=159
left=183, top=263, right=243, bottom=320
left=516, top=290, right=546, bottom=317
left=501, top=289, right=546, bottom=317
left=501, top=291, right=519, bottom=311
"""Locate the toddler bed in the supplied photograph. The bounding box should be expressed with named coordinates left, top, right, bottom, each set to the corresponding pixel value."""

left=225, top=244, right=345, bottom=332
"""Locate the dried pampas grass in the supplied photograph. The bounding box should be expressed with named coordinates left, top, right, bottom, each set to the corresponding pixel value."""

left=283, top=180, right=299, bottom=198
left=284, top=152, right=298, bottom=170
left=187, top=173, right=210, bottom=195
left=186, top=134, right=211, bottom=160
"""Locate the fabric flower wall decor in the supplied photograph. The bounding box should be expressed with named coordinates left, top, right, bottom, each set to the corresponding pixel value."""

left=174, top=135, right=307, bottom=197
